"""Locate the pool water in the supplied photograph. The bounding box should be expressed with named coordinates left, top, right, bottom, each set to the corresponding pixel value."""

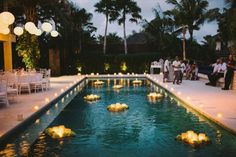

left=29, top=80, right=236, bottom=157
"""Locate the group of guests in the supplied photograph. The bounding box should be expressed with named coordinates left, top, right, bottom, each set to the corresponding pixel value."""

left=206, top=54, right=235, bottom=90
left=163, top=56, right=198, bottom=85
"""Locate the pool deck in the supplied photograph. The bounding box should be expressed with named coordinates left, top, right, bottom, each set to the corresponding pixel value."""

left=0, top=75, right=85, bottom=139
left=0, top=74, right=236, bottom=141
left=146, top=74, right=236, bottom=134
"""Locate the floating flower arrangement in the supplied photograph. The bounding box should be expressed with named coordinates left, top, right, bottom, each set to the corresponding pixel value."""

left=107, top=103, right=129, bottom=112
left=133, top=79, right=142, bottom=85
left=176, top=130, right=210, bottom=147
left=112, top=85, right=123, bottom=89
left=93, top=80, right=104, bottom=86
left=84, top=94, right=101, bottom=101
left=147, top=92, right=163, bottom=100
left=45, top=125, right=75, bottom=139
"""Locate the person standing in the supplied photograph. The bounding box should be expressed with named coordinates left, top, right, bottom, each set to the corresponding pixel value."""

left=172, top=56, right=181, bottom=84
left=222, top=54, right=235, bottom=90
left=163, top=57, right=170, bottom=82
left=180, top=60, right=186, bottom=83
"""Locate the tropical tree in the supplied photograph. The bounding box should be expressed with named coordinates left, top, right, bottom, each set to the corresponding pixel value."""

left=70, top=6, right=96, bottom=52
left=94, top=0, right=117, bottom=54
left=8, top=0, right=70, bottom=68
left=143, top=9, right=174, bottom=52
left=97, top=33, right=122, bottom=45
left=113, top=0, right=142, bottom=55
left=164, top=0, right=210, bottom=42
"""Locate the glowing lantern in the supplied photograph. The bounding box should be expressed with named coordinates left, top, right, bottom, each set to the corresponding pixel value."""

left=28, top=27, right=37, bottom=35
left=45, top=125, right=76, bottom=139
left=84, top=94, right=101, bottom=101
left=25, top=22, right=36, bottom=32
left=51, top=30, right=59, bottom=37
left=107, top=103, right=129, bottom=112
left=0, top=23, right=8, bottom=30
left=112, top=85, right=123, bottom=89
left=147, top=92, right=163, bottom=101
left=13, top=26, right=24, bottom=36
left=133, top=79, right=142, bottom=86
left=0, top=27, right=10, bottom=35
left=0, top=11, right=15, bottom=25
left=176, top=130, right=210, bottom=147
left=41, top=22, right=52, bottom=32
left=93, top=80, right=104, bottom=86
left=35, top=29, right=42, bottom=36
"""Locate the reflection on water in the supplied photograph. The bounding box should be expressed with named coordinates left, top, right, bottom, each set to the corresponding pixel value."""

left=29, top=80, right=236, bottom=157
left=1, top=79, right=236, bottom=157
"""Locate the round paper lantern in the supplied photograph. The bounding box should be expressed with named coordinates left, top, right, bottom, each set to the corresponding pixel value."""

left=35, top=29, right=42, bottom=36
left=0, top=27, right=10, bottom=35
left=42, top=22, right=53, bottom=32
left=51, top=30, right=59, bottom=37
left=13, top=27, right=24, bottom=36
left=25, top=22, right=36, bottom=32
left=0, top=23, right=8, bottom=30
left=0, top=11, right=15, bottom=25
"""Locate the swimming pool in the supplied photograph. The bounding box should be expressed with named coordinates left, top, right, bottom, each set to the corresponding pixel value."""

left=1, top=78, right=236, bottom=157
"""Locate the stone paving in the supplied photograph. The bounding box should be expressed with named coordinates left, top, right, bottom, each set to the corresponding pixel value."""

left=0, top=75, right=84, bottom=138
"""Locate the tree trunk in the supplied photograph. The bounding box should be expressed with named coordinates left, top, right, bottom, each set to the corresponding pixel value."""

left=79, top=30, right=82, bottom=53
left=123, top=20, right=128, bottom=55
left=103, top=14, right=108, bottom=54
left=189, top=29, right=193, bottom=43
left=182, top=28, right=187, bottom=60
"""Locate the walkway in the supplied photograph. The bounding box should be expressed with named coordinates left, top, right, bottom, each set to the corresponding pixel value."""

left=147, top=74, right=236, bottom=134
left=0, top=75, right=84, bottom=138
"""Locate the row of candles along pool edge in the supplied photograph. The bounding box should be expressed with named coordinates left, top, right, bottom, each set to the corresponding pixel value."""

left=0, top=74, right=223, bottom=138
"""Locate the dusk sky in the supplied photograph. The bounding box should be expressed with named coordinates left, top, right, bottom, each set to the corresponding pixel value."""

left=70, top=0, right=227, bottom=43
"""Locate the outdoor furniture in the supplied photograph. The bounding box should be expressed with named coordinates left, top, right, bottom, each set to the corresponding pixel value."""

left=18, top=75, right=31, bottom=94
left=150, top=61, right=163, bottom=74
left=0, top=83, right=9, bottom=106
left=30, top=73, right=44, bottom=93
left=42, top=69, right=51, bottom=90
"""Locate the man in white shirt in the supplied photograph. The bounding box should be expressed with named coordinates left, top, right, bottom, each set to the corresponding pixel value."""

left=206, top=59, right=225, bottom=86
left=163, top=57, right=170, bottom=82
left=172, top=56, right=181, bottom=84
left=180, top=60, right=186, bottom=83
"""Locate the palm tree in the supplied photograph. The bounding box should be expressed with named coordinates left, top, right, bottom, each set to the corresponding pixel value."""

left=71, top=6, right=96, bottom=52
left=165, top=0, right=210, bottom=42
left=94, top=0, right=116, bottom=54
left=113, top=0, right=142, bottom=55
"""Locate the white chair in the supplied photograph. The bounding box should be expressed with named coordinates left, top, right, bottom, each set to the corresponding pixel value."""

left=42, top=69, right=51, bottom=90
left=0, top=83, right=9, bottom=106
left=1, top=73, right=19, bottom=99
left=30, top=74, right=44, bottom=93
left=18, top=75, right=31, bottom=94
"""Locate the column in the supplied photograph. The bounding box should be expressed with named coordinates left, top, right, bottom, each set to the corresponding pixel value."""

left=3, top=41, right=12, bottom=71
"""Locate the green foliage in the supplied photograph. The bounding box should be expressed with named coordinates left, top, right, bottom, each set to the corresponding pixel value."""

left=16, top=31, right=40, bottom=69
left=164, top=0, right=213, bottom=41
left=120, top=61, right=128, bottom=73
left=74, top=53, right=162, bottom=74
left=98, top=33, right=123, bottom=44
left=104, top=63, right=110, bottom=73
left=76, top=60, right=83, bottom=73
